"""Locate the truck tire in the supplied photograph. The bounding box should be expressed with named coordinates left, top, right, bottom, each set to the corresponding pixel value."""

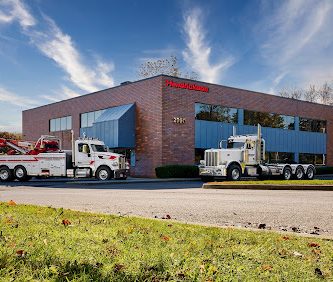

left=294, top=166, right=304, bottom=180
left=201, top=176, right=214, bottom=182
left=282, top=167, right=292, bottom=180
left=305, top=166, right=315, bottom=180
left=227, top=164, right=241, bottom=181
left=96, top=166, right=112, bottom=181
left=14, top=166, right=29, bottom=181
left=0, top=166, right=13, bottom=182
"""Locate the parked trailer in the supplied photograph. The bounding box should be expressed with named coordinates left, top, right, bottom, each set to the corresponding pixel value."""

left=0, top=132, right=129, bottom=182
left=199, top=125, right=316, bottom=181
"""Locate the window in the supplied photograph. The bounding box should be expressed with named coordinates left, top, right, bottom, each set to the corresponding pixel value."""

left=265, top=152, right=294, bottom=164
left=244, top=110, right=294, bottom=130
left=80, top=109, right=106, bottom=128
left=299, top=153, right=325, bottom=165
left=299, top=118, right=326, bottom=133
left=195, top=103, right=238, bottom=123
left=78, top=143, right=90, bottom=154
left=50, top=116, right=72, bottom=132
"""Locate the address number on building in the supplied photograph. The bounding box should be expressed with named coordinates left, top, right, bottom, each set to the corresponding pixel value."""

left=173, top=117, right=186, bottom=124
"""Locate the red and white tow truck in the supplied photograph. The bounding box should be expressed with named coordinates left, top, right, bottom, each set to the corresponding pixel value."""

left=0, top=132, right=129, bottom=182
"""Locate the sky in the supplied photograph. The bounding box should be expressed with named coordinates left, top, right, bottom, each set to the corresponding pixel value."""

left=0, top=0, right=332, bottom=132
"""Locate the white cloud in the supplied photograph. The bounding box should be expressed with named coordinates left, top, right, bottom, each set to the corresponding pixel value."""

left=182, top=8, right=234, bottom=83
left=27, top=17, right=115, bottom=93
left=0, top=0, right=36, bottom=28
left=0, top=86, right=39, bottom=107
left=257, top=0, right=333, bottom=90
left=41, top=85, right=82, bottom=103
left=0, top=0, right=115, bottom=94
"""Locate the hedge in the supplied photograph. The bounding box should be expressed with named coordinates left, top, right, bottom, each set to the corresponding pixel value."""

left=315, top=166, right=333, bottom=175
left=155, top=165, right=199, bottom=178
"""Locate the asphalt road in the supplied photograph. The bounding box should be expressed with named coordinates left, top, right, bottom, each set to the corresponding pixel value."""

left=1, top=180, right=333, bottom=237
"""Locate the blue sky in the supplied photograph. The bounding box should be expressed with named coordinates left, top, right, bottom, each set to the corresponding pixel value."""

left=0, top=0, right=332, bottom=132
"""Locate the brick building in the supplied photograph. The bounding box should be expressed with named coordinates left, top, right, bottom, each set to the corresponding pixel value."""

left=23, top=75, right=333, bottom=177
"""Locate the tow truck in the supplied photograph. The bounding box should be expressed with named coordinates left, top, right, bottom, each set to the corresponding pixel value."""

left=0, top=131, right=129, bottom=182
left=199, top=124, right=316, bottom=181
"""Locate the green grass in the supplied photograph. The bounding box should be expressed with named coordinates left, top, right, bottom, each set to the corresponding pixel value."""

left=0, top=203, right=332, bottom=281
left=212, top=180, right=333, bottom=185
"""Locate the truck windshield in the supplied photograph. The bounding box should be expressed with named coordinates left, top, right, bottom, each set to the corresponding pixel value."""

left=91, top=144, right=107, bottom=152
left=227, top=142, right=244, bottom=149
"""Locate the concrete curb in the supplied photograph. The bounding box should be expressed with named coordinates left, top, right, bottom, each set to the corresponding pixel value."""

left=68, top=178, right=201, bottom=185
left=203, top=183, right=333, bottom=191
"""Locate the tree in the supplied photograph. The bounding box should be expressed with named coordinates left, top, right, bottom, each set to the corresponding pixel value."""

left=318, top=82, right=332, bottom=105
left=278, top=82, right=333, bottom=105
left=0, top=132, right=22, bottom=140
left=304, top=85, right=317, bottom=103
left=138, top=55, right=199, bottom=80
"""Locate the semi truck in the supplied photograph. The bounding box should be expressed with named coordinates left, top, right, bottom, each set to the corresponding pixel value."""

left=199, top=125, right=316, bottom=181
left=0, top=132, right=129, bottom=182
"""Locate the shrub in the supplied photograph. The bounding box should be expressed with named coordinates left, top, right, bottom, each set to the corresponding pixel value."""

left=315, top=166, right=333, bottom=175
left=155, top=165, right=199, bottom=178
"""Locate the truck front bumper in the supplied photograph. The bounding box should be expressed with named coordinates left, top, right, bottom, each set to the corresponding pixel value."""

left=114, top=169, right=129, bottom=179
left=199, top=166, right=227, bottom=177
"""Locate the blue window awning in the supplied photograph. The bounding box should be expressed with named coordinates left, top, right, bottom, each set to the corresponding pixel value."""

left=80, top=103, right=135, bottom=148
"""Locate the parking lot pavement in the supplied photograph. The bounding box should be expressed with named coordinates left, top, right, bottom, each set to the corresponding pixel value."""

left=1, top=180, right=333, bottom=237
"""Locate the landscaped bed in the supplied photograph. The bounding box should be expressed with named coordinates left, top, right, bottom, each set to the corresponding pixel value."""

left=203, top=179, right=333, bottom=191
left=207, top=180, right=333, bottom=185
left=0, top=202, right=332, bottom=281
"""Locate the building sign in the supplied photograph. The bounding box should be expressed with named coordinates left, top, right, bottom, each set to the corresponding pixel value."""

left=173, top=117, right=186, bottom=124
left=165, top=80, right=209, bottom=93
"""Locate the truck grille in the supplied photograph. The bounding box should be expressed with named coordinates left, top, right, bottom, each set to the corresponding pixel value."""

left=119, top=156, right=126, bottom=169
left=205, top=151, right=218, bottom=166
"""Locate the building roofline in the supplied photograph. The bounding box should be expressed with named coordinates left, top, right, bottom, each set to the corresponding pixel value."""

left=160, top=74, right=333, bottom=109
left=24, top=74, right=333, bottom=112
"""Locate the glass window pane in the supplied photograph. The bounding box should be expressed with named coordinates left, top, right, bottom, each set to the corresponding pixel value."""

left=195, top=103, right=237, bottom=123
left=87, top=112, right=95, bottom=127
left=94, top=110, right=103, bottom=121
left=66, top=116, right=72, bottom=130
left=55, top=118, right=61, bottom=131
left=60, top=117, right=67, bottom=130
left=244, top=110, right=294, bottom=130
left=81, top=113, right=88, bottom=128
left=50, top=119, right=56, bottom=132
left=299, top=118, right=326, bottom=132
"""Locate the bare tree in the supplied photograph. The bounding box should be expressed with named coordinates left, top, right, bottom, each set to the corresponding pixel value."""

left=138, top=55, right=198, bottom=80
left=278, top=82, right=333, bottom=105
left=318, top=82, right=333, bottom=105
left=278, top=87, right=303, bottom=100
left=304, top=85, right=317, bottom=103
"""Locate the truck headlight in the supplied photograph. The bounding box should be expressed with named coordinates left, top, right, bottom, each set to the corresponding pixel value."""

left=200, top=160, right=205, bottom=165
left=112, top=161, right=119, bottom=166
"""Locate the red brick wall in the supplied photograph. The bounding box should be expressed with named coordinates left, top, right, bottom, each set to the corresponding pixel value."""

left=160, top=76, right=333, bottom=167
left=23, top=76, right=163, bottom=177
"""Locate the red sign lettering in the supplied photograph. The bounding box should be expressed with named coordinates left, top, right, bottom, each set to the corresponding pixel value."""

left=165, top=80, right=209, bottom=93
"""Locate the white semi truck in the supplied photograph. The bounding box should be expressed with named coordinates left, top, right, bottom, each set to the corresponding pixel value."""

left=0, top=132, right=129, bottom=182
left=199, top=125, right=316, bottom=181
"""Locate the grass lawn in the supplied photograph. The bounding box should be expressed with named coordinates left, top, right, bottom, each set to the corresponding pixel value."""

left=210, top=180, right=333, bottom=185
left=0, top=202, right=332, bottom=281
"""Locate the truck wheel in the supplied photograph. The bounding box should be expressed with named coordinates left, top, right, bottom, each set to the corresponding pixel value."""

left=96, top=166, right=112, bottom=181
left=227, top=164, right=241, bottom=181
left=282, top=167, right=292, bottom=180
left=294, top=166, right=304, bottom=180
left=14, top=166, right=29, bottom=181
left=201, top=176, right=214, bottom=182
left=0, top=166, right=13, bottom=182
left=306, top=167, right=315, bottom=180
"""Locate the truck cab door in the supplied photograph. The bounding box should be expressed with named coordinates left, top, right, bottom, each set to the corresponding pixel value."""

left=76, top=143, right=92, bottom=167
